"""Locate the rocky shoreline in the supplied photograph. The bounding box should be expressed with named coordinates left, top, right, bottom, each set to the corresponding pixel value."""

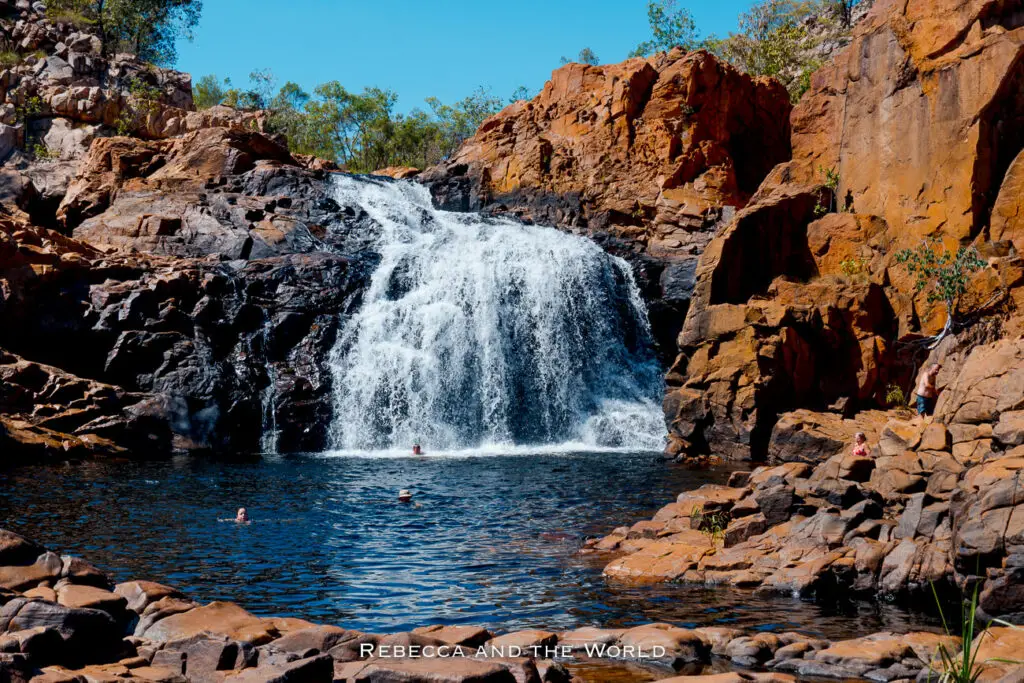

left=2, top=525, right=1023, bottom=683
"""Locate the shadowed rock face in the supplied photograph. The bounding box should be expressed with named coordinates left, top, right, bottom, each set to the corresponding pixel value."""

left=421, top=49, right=794, bottom=360
left=0, top=1, right=392, bottom=458
left=1, top=126, right=384, bottom=459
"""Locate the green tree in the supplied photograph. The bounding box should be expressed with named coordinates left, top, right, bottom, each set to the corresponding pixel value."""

left=895, top=239, right=988, bottom=346
left=509, top=85, right=535, bottom=103
left=560, top=47, right=600, bottom=65
left=47, top=0, right=202, bottom=65
left=630, top=0, right=699, bottom=57
left=220, top=69, right=276, bottom=111
left=708, top=0, right=814, bottom=101
left=193, top=74, right=229, bottom=109
left=426, top=86, right=503, bottom=161
left=705, top=0, right=863, bottom=102
left=247, top=77, right=502, bottom=172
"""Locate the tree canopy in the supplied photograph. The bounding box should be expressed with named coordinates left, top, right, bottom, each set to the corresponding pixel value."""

left=194, top=72, right=507, bottom=172
left=630, top=0, right=863, bottom=102
left=560, top=48, right=600, bottom=66
left=47, top=0, right=202, bottom=66
left=630, top=0, right=699, bottom=57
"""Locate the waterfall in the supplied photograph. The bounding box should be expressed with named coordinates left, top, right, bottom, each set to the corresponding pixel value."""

left=328, top=175, right=665, bottom=453
left=259, top=319, right=279, bottom=455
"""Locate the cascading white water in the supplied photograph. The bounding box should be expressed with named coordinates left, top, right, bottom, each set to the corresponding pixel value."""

left=328, top=175, right=665, bottom=453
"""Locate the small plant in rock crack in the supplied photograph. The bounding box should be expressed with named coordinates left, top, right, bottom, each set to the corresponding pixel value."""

left=30, top=142, right=56, bottom=160
left=814, top=165, right=841, bottom=215
left=885, top=383, right=908, bottom=410
left=115, top=77, right=164, bottom=135
left=14, top=95, right=43, bottom=124
left=840, top=257, right=868, bottom=281
left=690, top=506, right=729, bottom=546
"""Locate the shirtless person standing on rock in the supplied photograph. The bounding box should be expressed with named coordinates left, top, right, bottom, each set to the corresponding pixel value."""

left=915, top=363, right=942, bottom=417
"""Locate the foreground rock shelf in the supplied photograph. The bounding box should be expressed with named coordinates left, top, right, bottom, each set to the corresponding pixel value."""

left=1, top=527, right=1023, bottom=683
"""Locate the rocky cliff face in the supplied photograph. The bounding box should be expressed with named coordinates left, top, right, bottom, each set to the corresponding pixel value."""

left=664, top=0, right=1024, bottom=459
left=422, top=50, right=793, bottom=357
left=0, top=116, right=393, bottom=458
left=0, top=3, right=389, bottom=461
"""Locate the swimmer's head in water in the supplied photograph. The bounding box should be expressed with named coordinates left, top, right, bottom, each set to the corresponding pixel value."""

left=398, top=489, right=412, bottom=503
left=236, top=507, right=249, bottom=522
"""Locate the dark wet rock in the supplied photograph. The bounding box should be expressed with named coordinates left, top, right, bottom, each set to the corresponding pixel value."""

left=0, top=597, right=123, bottom=665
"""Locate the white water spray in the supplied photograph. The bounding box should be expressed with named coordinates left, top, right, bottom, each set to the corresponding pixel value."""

left=328, top=176, right=665, bottom=453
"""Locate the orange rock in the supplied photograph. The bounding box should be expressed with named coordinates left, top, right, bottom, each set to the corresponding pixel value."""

left=338, top=656, right=516, bottom=682
left=990, top=150, right=1024, bottom=253
left=410, top=624, right=492, bottom=647
left=0, top=551, right=62, bottom=591
left=139, top=601, right=278, bottom=645
left=790, top=0, right=1024, bottom=245
left=427, top=51, right=790, bottom=243
left=486, top=629, right=558, bottom=651
left=557, top=626, right=624, bottom=650
left=114, top=581, right=183, bottom=614
left=372, top=166, right=421, bottom=180
left=603, top=532, right=712, bottom=583
left=617, top=623, right=709, bottom=664
left=55, top=584, right=126, bottom=616
left=972, top=627, right=1024, bottom=681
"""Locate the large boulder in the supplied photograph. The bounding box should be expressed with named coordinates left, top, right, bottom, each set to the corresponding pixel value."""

left=667, top=270, right=896, bottom=459
left=139, top=601, right=278, bottom=645
left=0, top=598, right=123, bottom=666
left=936, top=338, right=1024, bottom=426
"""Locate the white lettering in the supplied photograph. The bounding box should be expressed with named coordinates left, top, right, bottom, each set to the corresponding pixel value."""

left=360, top=643, right=375, bottom=657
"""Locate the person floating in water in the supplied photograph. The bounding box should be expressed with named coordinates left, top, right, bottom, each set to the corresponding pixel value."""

left=915, top=363, right=942, bottom=417
left=398, top=490, right=413, bottom=503
left=235, top=507, right=250, bottom=523
left=852, top=432, right=869, bottom=457
left=412, top=443, right=423, bottom=455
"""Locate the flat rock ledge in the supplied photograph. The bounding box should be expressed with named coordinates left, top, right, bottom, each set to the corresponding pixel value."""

left=1, top=528, right=1023, bottom=683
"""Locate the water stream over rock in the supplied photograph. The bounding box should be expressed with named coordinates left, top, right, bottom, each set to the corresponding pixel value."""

left=327, top=176, right=665, bottom=453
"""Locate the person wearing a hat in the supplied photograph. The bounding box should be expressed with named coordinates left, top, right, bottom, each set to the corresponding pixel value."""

left=398, top=489, right=413, bottom=503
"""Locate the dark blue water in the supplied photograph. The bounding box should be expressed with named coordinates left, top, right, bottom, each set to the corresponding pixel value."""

left=0, top=452, right=928, bottom=637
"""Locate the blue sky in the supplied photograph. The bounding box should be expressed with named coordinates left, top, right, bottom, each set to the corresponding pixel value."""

left=176, top=1, right=756, bottom=112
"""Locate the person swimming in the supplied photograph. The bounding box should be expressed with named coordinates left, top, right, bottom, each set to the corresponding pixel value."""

left=235, top=507, right=250, bottom=523
left=412, top=443, right=423, bottom=455
left=398, top=490, right=413, bottom=503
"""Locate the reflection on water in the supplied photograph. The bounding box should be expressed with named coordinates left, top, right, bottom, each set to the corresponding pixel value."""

left=0, top=452, right=936, bottom=636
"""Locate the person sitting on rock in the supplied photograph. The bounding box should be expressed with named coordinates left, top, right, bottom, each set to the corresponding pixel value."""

left=915, top=363, right=942, bottom=416
left=235, top=507, right=250, bottom=523
left=852, top=432, right=869, bottom=457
